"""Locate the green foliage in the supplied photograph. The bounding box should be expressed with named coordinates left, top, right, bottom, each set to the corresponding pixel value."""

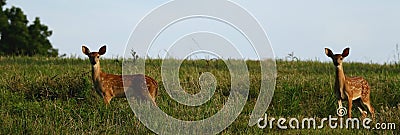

left=0, top=1, right=7, bottom=32
left=0, top=1, right=57, bottom=56
left=28, top=17, right=57, bottom=56
left=0, top=57, right=399, bottom=134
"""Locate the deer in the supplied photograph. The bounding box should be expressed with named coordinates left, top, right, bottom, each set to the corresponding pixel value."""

left=82, top=45, right=158, bottom=105
left=325, top=47, right=375, bottom=119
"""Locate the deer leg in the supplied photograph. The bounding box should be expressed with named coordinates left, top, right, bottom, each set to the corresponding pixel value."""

left=146, top=90, right=157, bottom=106
left=103, top=96, right=112, bottom=105
left=337, top=100, right=343, bottom=118
left=338, top=100, right=343, bottom=108
left=148, top=86, right=157, bottom=106
left=148, top=93, right=157, bottom=106
left=354, top=99, right=367, bottom=118
left=150, top=92, right=157, bottom=105
left=348, top=98, right=353, bottom=118
left=362, top=100, right=375, bottom=119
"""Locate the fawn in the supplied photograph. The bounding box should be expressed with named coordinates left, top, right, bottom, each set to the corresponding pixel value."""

left=82, top=45, right=158, bottom=105
left=325, top=47, right=375, bottom=118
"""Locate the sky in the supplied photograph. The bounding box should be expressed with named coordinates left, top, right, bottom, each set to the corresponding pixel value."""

left=6, top=0, right=400, bottom=64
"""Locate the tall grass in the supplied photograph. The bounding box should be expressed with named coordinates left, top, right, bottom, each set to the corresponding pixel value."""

left=0, top=57, right=398, bottom=134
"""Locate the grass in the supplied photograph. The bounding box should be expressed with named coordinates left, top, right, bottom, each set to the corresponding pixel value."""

left=0, top=57, right=399, bottom=134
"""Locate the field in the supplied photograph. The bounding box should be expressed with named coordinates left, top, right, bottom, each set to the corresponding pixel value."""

left=0, top=57, right=399, bottom=134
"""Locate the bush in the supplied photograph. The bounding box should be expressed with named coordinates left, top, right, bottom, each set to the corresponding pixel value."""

left=7, top=71, right=92, bottom=101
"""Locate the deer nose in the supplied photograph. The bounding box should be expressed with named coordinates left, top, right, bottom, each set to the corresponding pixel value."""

left=90, top=60, right=97, bottom=65
left=334, top=62, right=339, bottom=66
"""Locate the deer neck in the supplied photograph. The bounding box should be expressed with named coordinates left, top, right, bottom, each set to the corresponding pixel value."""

left=91, top=61, right=106, bottom=97
left=91, top=62, right=103, bottom=86
left=335, top=65, right=346, bottom=99
left=335, top=65, right=346, bottom=81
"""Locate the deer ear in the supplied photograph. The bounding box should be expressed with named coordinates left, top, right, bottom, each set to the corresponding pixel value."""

left=82, top=45, right=90, bottom=55
left=342, top=48, right=350, bottom=57
left=325, top=48, right=333, bottom=57
left=98, top=45, right=106, bottom=55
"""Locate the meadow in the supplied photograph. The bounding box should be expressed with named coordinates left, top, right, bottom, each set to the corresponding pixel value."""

left=0, top=57, right=399, bottom=134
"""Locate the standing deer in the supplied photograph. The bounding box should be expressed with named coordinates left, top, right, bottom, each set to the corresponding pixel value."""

left=82, top=45, right=158, bottom=105
left=325, top=47, right=375, bottom=118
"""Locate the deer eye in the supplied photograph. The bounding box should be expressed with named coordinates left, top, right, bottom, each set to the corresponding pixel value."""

left=97, top=56, right=100, bottom=58
left=340, top=58, right=343, bottom=60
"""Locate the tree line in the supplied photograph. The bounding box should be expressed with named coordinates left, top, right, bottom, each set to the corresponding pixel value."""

left=0, top=0, right=58, bottom=57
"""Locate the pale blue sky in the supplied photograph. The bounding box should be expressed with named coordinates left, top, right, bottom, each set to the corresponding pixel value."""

left=6, top=0, right=400, bottom=64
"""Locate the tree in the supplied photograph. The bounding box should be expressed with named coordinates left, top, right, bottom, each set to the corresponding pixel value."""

left=28, top=17, right=57, bottom=57
left=0, top=0, right=9, bottom=55
left=0, top=6, right=30, bottom=55
left=0, top=0, right=58, bottom=56
left=0, top=0, right=7, bottom=31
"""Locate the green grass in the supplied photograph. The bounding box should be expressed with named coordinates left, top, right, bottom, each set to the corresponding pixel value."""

left=0, top=57, right=399, bottom=134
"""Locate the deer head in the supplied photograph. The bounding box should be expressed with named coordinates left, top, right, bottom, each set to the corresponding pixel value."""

left=82, top=45, right=107, bottom=66
left=325, top=47, right=350, bottom=67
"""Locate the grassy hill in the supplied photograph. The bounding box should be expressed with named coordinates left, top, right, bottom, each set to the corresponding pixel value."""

left=0, top=57, right=399, bottom=134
